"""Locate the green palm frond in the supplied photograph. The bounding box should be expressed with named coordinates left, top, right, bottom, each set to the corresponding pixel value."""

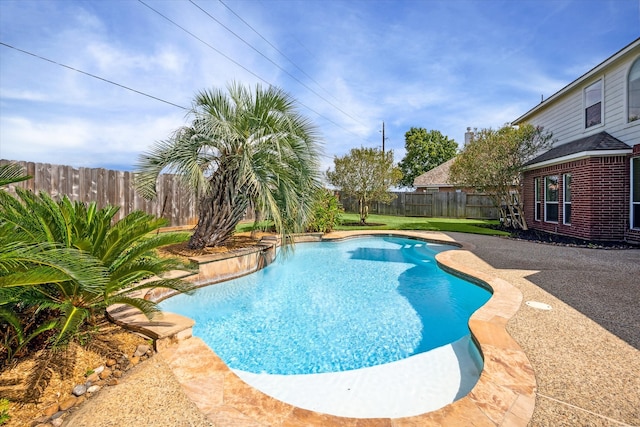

left=52, top=301, right=90, bottom=347
left=0, top=244, right=107, bottom=293
left=117, top=277, right=195, bottom=296
left=0, top=162, right=31, bottom=187
left=105, top=295, right=159, bottom=320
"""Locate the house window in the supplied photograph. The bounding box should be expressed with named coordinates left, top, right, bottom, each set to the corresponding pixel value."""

left=629, top=58, right=640, bottom=122
left=563, top=173, right=572, bottom=225
left=545, top=175, right=559, bottom=222
left=584, top=79, right=602, bottom=128
left=632, top=157, right=640, bottom=229
left=534, top=177, right=541, bottom=221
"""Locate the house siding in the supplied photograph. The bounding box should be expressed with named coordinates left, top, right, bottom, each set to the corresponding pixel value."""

left=518, top=43, right=640, bottom=242
left=525, top=52, right=640, bottom=147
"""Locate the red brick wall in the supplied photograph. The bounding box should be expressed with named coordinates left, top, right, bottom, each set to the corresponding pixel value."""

left=524, top=155, right=630, bottom=241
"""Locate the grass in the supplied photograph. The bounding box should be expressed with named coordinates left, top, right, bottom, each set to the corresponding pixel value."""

left=335, top=213, right=509, bottom=236
left=236, top=215, right=509, bottom=236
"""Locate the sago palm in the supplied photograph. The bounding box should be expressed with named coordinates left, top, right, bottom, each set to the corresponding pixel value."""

left=0, top=189, right=193, bottom=353
left=136, top=82, right=322, bottom=249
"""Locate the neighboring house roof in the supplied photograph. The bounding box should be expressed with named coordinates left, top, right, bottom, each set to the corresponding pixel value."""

left=524, top=131, right=632, bottom=169
left=413, top=158, right=456, bottom=187
left=513, top=38, right=640, bottom=125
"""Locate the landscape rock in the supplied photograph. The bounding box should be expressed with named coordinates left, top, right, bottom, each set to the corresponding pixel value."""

left=93, top=365, right=105, bottom=374
left=32, top=415, right=50, bottom=426
left=133, top=344, right=150, bottom=357
left=113, top=369, right=123, bottom=378
left=86, top=372, right=99, bottom=382
left=106, top=358, right=117, bottom=367
left=71, top=384, right=87, bottom=396
left=59, top=396, right=77, bottom=411
left=107, top=378, right=119, bottom=386
left=51, top=417, right=64, bottom=427
left=130, top=356, right=140, bottom=366
left=43, top=404, right=59, bottom=417
left=87, top=385, right=101, bottom=393
left=99, top=368, right=112, bottom=380
left=50, top=411, right=64, bottom=420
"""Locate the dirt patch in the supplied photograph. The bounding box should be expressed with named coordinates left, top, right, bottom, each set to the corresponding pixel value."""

left=1, top=324, right=147, bottom=427
left=158, top=231, right=274, bottom=261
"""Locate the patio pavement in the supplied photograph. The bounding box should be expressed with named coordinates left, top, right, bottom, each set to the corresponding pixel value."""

left=444, top=232, right=639, bottom=426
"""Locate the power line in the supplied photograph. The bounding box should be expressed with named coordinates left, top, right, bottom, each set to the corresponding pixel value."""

left=217, top=0, right=342, bottom=105
left=0, top=40, right=338, bottom=160
left=0, top=41, right=189, bottom=110
left=137, top=0, right=269, bottom=86
left=189, top=0, right=366, bottom=128
left=138, top=0, right=367, bottom=146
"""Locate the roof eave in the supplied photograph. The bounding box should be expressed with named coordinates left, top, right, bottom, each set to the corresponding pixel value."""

left=522, top=149, right=633, bottom=171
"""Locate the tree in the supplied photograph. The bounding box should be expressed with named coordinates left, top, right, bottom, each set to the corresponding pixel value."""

left=136, top=83, right=322, bottom=249
left=326, top=147, right=402, bottom=225
left=449, top=123, right=553, bottom=230
left=398, top=128, right=458, bottom=187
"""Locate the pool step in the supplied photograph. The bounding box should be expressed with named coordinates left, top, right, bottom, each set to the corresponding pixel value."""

left=106, top=304, right=195, bottom=353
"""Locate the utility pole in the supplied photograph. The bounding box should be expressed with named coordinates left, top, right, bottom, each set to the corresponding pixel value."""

left=381, top=121, right=386, bottom=153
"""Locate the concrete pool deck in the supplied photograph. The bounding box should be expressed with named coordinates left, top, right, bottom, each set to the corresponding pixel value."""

left=63, top=230, right=640, bottom=426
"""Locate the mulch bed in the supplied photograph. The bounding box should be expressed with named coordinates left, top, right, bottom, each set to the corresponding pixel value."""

left=493, top=226, right=638, bottom=249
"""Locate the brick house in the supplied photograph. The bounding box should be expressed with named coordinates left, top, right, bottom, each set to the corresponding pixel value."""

left=513, top=39, right=640, bottom=243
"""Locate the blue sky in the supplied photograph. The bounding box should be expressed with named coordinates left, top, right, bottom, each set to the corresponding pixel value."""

left=1, top=0, right=639, bottom=173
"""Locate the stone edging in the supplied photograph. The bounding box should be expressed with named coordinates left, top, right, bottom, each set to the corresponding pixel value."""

left=113, top=230, right=536, bottom=426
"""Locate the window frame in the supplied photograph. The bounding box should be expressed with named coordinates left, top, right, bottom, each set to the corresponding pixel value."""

left=632, top=157, right=640, bottom=230
left=563, top=173, right=572, bottom=225
left=628, top=57, right=640, bottom=123
left=534, top=177, right=541, bottom=221
left=584, top=78, right=603, bottom=129
left=544, top=175, right=559, bottom=223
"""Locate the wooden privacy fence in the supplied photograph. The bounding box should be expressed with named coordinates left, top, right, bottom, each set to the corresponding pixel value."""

left=338, top=191, right=498, bottom=219
left=1, top=160, right=197, bottom=227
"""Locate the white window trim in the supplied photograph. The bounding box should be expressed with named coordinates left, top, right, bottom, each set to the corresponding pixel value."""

left=545, top=175, right=559, bottom=223
left=534, top=177, right=541, bottom=221
left=627, top=56, right=640, bottom=125
left=632, top=157, right=640, bottom=230
left=583, top=77, right=604, bottom=131
left=563, top=173, right=571, bottom=225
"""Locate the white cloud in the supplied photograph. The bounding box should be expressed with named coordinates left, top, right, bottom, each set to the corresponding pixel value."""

left=0, top=113, right=185, bottom=170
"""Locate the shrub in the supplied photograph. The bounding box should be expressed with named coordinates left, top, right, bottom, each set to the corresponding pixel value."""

left=306, top=189, right=343, bottom=233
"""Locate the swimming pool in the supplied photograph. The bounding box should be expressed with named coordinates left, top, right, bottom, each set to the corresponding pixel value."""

left=160, top=236, right=491, bottom=416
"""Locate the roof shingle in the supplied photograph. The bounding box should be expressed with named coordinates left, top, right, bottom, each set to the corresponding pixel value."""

left=413, top=157, right=456, bottom=187
left=524, top=131, right=631, bottom=166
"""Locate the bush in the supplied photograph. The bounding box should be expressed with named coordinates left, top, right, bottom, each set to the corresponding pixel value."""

left=306, top=189, right=343, bottom=233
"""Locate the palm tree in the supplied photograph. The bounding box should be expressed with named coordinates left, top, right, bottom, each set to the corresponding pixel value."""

left=136, top=82, right=322, bottom=249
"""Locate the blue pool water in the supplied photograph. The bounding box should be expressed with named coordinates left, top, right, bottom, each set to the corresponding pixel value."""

left=160, top=236, right=491, bottom=376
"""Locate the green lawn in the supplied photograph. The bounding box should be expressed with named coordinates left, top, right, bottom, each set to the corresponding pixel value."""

left=237, top=215, right=509, bottom=236
left=335, top=213, right=510, bottom=236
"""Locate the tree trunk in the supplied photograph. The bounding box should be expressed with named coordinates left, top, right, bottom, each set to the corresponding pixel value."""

left=359, top=197, right=368, bottom=224
left=188, top=169, right=249, bottom=249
